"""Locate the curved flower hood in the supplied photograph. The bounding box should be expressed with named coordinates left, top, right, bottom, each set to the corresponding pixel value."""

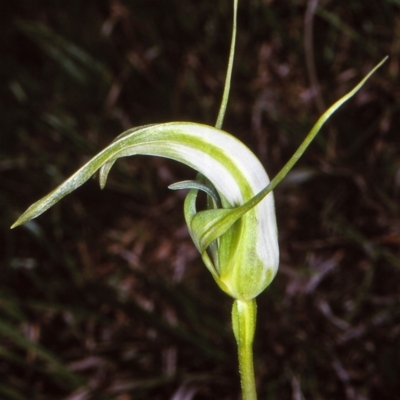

left=12, top=122, right=279, bottom=300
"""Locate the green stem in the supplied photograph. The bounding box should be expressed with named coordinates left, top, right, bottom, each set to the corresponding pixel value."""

left=232, top=299, right=258, bottom=400
left=215, top=0, right=238, bottom=130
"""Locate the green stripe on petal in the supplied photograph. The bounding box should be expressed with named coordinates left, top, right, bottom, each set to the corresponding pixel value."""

left=11, top=122, right=274, bottom=230
left=99, top=123, right=266, bottom=206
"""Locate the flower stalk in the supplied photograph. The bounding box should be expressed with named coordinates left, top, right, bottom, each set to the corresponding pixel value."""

left=232, top=299, right=257, bottom=400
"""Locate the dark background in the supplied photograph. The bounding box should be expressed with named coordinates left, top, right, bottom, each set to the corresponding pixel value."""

left=1, top=0, right=400, bottom=399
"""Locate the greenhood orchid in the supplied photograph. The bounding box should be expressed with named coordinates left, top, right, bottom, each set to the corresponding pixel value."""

left=12, top=122, right=279, bottom=301
left=11, top=0, right=387, bottom=397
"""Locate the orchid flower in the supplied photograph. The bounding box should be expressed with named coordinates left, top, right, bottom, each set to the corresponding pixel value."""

left=12, top=121, right=279, bottom=299
left=10, top=58, right=386, bottom=397
left=11, top=0, right=387, bottom=396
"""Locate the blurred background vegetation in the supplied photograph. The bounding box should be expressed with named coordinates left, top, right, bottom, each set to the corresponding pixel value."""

left=2, top=0, right=400, bottom=399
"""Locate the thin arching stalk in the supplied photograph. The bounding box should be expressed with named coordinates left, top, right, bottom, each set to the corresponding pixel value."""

left=215, top=0, right=238, bottom=130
